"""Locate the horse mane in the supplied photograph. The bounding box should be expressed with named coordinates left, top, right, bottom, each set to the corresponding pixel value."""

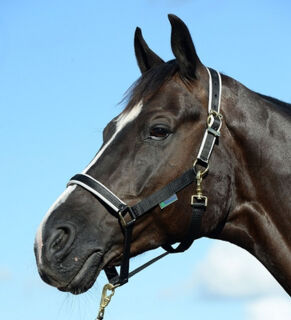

left=122, top=60, right=179, bottom=111
left=122, top=60, right=291, bottom=118
left=257, top=93, right=290, bottom=108
left=256, top=92, right=291, bottom=116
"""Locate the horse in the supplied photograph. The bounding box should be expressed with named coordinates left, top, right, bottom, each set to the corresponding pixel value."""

left=34, top=14, right=291, bottom=306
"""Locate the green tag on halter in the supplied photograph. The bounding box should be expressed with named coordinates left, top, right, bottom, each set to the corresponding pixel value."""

left=159, top=194, right=178, bottom=209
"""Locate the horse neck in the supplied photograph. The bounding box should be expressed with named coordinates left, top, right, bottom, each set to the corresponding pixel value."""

left=218, top=75, right=291, bottom=294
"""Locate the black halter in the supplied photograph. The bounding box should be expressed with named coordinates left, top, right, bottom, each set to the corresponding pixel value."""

left=67, top=67, right=222, bottom=287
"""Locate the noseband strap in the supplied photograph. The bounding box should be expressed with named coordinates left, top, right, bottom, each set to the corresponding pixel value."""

left=68, top=173, right=125, bottom=213
left=67, top=67, right=222, bottom=286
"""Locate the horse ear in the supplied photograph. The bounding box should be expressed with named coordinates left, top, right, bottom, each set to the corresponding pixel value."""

left=134, top=27, right=164, bottom=74
left=168, top=14, right=202, bottom=79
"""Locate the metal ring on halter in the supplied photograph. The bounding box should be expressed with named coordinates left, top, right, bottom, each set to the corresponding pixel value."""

left=193, top=159, right=209, bottom=177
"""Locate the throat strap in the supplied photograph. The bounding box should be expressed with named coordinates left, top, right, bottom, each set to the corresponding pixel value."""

left=162, top=202, right=206, bottom=253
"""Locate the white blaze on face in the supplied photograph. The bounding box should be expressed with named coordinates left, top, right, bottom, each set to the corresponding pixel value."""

left=35, top=101, right=143, bottom=265
left=35, top=185, right=77, bottom=264
left=82, top=100, right=143, bottom=173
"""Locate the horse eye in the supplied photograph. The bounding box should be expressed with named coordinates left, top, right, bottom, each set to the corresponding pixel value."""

left=148, top=126, right=171, bottom=141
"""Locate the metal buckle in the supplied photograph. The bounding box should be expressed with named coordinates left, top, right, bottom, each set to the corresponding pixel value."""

left=191, top=194, right=208, bottom=207
left=208, top=109, right=223, bottom=120
left=118, top=205, right=136, bottom=228
left=207, top=110, right=223, bottom=136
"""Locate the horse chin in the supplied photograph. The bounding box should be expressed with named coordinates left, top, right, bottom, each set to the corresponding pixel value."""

left=57, top=246, right=123, bottom=295
left=58, top=251, right=103, bottom=295
left=101, top=248, right=123, bottom=269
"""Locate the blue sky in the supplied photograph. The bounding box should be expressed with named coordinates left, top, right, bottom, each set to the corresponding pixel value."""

left=1, top=1, right=290, bottom=320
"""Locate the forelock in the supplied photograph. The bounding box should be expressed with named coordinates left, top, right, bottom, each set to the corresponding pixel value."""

left=122, top=60, right=179, bottom=112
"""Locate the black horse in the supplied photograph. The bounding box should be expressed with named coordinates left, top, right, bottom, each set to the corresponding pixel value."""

left=35, top=14, right=291, bottom=303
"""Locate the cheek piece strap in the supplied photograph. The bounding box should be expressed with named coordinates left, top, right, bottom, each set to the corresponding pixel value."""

left=67, top=67, right=222, bottom=287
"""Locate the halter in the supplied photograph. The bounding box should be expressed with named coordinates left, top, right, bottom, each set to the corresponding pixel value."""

left=67, top=67, right=222, bottom=319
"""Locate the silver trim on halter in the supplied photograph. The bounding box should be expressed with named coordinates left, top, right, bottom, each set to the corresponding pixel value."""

left=68, top=173, right=125, bottom=212
left=196, top=67, right=222, bottom=164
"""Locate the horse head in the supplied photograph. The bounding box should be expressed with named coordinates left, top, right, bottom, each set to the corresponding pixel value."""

left=34, top=15, right=232, bottom=294
left=35, top=14, right=291, bottom=297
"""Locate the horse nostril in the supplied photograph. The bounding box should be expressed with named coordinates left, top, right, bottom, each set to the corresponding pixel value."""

left=50, top=229, right=68, bottom=251
left=47, top=225, right=75, bottom=260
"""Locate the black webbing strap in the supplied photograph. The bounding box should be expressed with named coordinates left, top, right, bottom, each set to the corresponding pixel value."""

left=67, top=174, right=125, bottom=214
left=162, top=202, right=206, bottom=253
left=118, top=223, right=134, bottom=285
left=209, top=68, right=221, bottom=113
left=131, top=168, right=196, bottom=218
left=105, top=250, right=170, bottom=285
left=198, top=116, right=221, bottom=165
left=103, top=223, right=133, bottom=286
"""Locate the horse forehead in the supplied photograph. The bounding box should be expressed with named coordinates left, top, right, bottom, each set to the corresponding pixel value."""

left=83, top=101, right=143, bottom=173
left=143, top=84, right=194, bottom=116
left=155, top=80, right=195, bottom=105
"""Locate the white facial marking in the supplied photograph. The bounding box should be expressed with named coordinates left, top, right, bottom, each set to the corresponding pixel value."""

left=82, top=100, right=143, bottom=173
left=35, top=101, right=143, bottom=265
left=35, top=185, right=76, bottom=264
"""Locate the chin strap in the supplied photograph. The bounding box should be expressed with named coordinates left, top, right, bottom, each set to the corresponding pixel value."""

left=67, top=67, right=223, bottom=320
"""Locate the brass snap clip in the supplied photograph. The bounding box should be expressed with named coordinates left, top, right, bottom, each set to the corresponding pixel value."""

left=96, top=283, right=118, bottom=320
left=191, top=170, right=208, bottom=207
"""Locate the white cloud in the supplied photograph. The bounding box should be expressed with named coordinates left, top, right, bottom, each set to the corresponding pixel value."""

left=246, top=296, right=291, bottom=320
left=158, top=241, right=291, bottom=319
left=195, top=241, right=284, bottom=298
left=194, top=241, right=291, bottom=320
